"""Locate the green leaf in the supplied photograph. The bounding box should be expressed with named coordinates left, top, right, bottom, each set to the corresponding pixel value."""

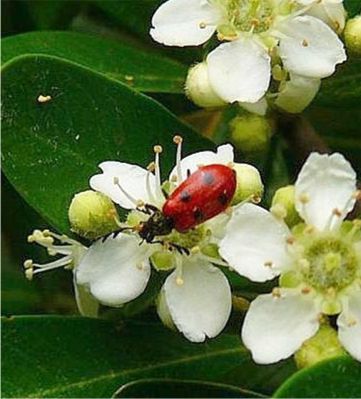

left=274, top=356, right=361, bottom=398
left=113, top=378, right=265, bottom=398
left=2, top=316, right=295, bottom=398
left=1, top=54, right=210, bottom=232
left=2, top=31, right=187, bottom=93
left=344, top=0, right=360, bottom=17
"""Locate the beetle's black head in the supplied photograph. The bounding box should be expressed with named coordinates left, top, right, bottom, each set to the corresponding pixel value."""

left=138, top=210, right=174, bottom=243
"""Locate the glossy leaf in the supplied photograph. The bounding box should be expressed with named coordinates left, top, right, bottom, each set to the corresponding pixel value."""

left=2, top=31, right=187, bottom=93
left=113, top=378, right=265, bottom=398
left=1, top=54, right=210, bottom=232
left=274, top=356, right=361, bottom=398
left=2, top=316, right=295, bottom=398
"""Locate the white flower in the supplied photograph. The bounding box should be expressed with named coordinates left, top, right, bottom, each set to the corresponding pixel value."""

left=150, top=0, right=346, bottom=105
left=219, top=152, right=361, bottom=363
left=81, top=138, right=238, bottom=342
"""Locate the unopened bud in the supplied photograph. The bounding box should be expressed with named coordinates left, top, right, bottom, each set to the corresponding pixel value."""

left=68, top=190, right=118, bottom=239
left=230, top=115, right=271, bottom=154
left=185, top=62, right=226, bottom=108
left=344, top=16, right=361, bottom=55
left=156, top=290, right=176, bottom=331
left=295, top=324, right=346, bottom=369
left=231, top=163, right=264, bottom=205
left=271, top=185, right=301, bottom=227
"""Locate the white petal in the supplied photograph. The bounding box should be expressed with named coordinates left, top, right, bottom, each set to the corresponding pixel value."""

left=278, top=16, right=346, bottom=78
left=169, top=144, right=234, bottom=183
left=207, top=39, right=271, bottom=103
left=275, top=73, right=321, bottom=113
left=242, top=292, right=320, bottom=364
left=295, top=152, right=357, bottom=231
left=73, top=275, right=99, bottom=318
left=163, top=258, right=232, bottom=342
left=337, top=290, right=361, bottom=362
left=150, top=0, right=220, bottom=46
left=305, top=2, right=346, bottom=32
left=239, top=97, right=268, bottom=116
left=219, top=203, right=291, bottom=282
left=76, top=234, right=151, bottom=307
left=90, top=161, right=156, bottom=209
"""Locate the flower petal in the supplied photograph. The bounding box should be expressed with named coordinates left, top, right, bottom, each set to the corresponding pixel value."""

left=242, top=292, right=320, bottom=364
left=305, top=2, right=346, bottom=32
left=169, top=144, right=234, bottom=183
left=76, top=234, right=151, bottom=307
left=163, top=258, right=232, bottom=342
left=219, top=203, right=291, bottom=282
left=150, top=0, right=220, bottom=46
left=278, top=16, right=346, bottom=78
left=90, top=161, right=157, bottom=209
left=239, top=97, right=268, bottom=116
left=73, top=276, right=99, bottom=318
left=275, top=73, right=321, bottom=113
left=337, top=290, right=361, bottom=361
left=295, top=152, right=357, bottom=231
left=207, top=39, right=271, bottom=103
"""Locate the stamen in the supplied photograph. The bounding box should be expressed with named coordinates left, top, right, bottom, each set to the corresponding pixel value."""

left=199, top=21, right=207, bottom=29
left=264, top=261, right=273, bottom=268
left=301, top=286, right=311, bottom=294
left=153, top=145, right=165, bottom=200
left=272, top=287, right=282, bottom=298
left=113, top=177, right=139, bottom=207
left=302, top=39, right=309, bottom=47
left=173, top=135, right=183, bottom=183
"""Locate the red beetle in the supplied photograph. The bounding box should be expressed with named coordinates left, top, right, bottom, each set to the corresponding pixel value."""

left=137, top=164, right=237, bottom=247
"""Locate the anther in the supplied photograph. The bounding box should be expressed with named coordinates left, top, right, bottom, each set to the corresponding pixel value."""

left=252, top=194, right=262, bottom=204
left=353, top=190, right=361, bottom=200
left=113, top=176, right=119, bottom=185
left=272, top=287, right=282, bottom=298
left=153, top=145, right=163, bottom=154
left=286, top=236, right=296, bottom=245
left=299, top=193, right=310, bottom=204
left=147, top=162, right=156, bottom=172
left=302, top=39, right=309, bottom=47
left=173, top=135, right=183, bottom=144
left=136, top=200, right=145, bottom=208
left=347, top=318, right=357, bottom=327
left=332, top=208, right=342, bottom=217
left=199, top=22, right=207, bottom=29
left=264, top=261, right=273, bottom=268
left=301, top=286, right=311, bottom=294
left=176, top=276, right=184, bottom=286
left=25, top=268, right=34, bottom=280
left=24, top=259, right=33, bottom=269
left=304, top=225, right=315, bottom=234
left=191, top=246, right=200, bottom=254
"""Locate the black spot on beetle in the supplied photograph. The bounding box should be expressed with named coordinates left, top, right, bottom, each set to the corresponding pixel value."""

left=218, top=192, right=229, bottom=205
left=193, top=208, right=204, bottom=221
left=180, top=190, right=191, bottom=202
left=202, top=172, right=215, bottom=185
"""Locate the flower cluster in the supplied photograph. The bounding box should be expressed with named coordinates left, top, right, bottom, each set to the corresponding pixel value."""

left=24, top=139, right=360, bottom=364
left=150, top=0, right=347, bottom=114
left=25, top=138, right=263, bottom=343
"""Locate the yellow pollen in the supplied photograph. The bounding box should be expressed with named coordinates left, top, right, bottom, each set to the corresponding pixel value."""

left=173, top=135, right=183, bottom=144
left=191, top=246, right=200, bottom=254
left=136, top=200, right=145, bottom=208
left=37, top=94, right=52, bottom=103
left=147, top=162, right=156, bottom=172
left=154, top=145, right=163, bottom=154
left=302, top=39, right=309, bottom=47
left=251, top=18, right=260, bottom=27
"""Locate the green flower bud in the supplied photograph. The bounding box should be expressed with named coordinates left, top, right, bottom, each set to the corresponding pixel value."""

left=344, top=16, right=361, bottom=55
left=68, top=190, right=118, bottom=239
left=271, top=185, right=302, bottom=227
left=230, top=115, right=271, bottom=154
left=185, top=63, right=226, bottom=108
left=231, top=163, right=264, bottom=205
left=295, top=324, right=346, bottom=369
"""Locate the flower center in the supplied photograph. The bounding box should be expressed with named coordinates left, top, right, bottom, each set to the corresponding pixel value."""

left=301, top=236, right=358, bottom=292
left=214, top=0, right=278, bottom=36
